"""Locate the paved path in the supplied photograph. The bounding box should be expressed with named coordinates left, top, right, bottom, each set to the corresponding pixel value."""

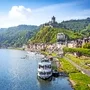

left=64, top=57, right=90, bottom=77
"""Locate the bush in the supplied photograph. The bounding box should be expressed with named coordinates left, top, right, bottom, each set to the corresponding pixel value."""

left=83, top=42, right=90, bottom=49
left=63, top=47, right=90, bottom=57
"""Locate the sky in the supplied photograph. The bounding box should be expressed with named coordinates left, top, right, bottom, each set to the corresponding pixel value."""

left=0, top=0, right=90, bottom=28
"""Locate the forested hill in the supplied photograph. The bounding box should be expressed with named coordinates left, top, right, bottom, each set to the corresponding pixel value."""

left=0, top=25, right=39, bottom=48
left=1, top=17, right=90, bottom=48
left=31, top=26, right=82, bottom=43
left=61, top=17, right=90, bottom=32
left=81, top=24, right=90, bottom=36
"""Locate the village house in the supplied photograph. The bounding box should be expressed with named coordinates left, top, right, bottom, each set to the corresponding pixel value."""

left=67, top=37, right=90, bottom=48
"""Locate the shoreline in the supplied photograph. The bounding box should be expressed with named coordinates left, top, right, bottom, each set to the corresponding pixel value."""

left=0, top=47, right=25, bottom=50
left=68, top=79, right=75, bottom=89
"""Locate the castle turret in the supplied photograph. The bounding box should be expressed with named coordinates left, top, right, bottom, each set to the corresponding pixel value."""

left=44, top=16, right=60, bottom=28
left=52, top=16, right=55, bottom=23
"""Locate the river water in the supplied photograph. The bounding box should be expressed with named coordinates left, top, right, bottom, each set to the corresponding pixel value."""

left=0, top=49, right=73, bottom=90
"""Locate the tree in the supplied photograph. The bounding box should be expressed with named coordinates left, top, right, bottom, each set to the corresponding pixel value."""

left=83, top=42, right=90, bottom=49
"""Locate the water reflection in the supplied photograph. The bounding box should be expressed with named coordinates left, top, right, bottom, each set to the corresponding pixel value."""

left=0, top=49, right=73, bottom=90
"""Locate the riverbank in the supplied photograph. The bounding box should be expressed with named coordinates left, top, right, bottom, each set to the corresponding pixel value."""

left=40, top=51, right=90, bottom=90
left=7, top=47, right=25, bottom=50
left=60, top=58, right=90, bottom=90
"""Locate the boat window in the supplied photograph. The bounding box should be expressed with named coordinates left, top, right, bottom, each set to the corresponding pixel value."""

left=39, top=65, right=51, bottom=69
left=39, top=65, right=44, bottom=69
left=45, top=65, right=51, bottom=69
left=39, top=71, right=52, bottom=75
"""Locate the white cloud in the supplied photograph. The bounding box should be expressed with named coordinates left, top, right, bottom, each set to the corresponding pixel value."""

left=0, top=6, right=32, bottom=28
left=9, top=6, right=31, bottom=19
left=0, top=2, right=90, bottom=28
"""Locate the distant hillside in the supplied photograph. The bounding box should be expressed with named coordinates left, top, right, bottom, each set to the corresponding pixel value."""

left=31, top=26, right=82, bottom=43
left=61, top=17, right=90, bottom=31
left=0, top=25, right=39, bottom=48
left=1, top=17, right=90, bottom=47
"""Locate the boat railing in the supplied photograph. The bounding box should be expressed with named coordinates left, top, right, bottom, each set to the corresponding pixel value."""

left=41, top=59, right=50, bottom=62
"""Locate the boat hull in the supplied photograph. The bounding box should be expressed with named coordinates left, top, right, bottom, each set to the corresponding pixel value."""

left=37, top=75, right=52, bottom=80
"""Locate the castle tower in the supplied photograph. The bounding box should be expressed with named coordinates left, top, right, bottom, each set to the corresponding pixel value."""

left=52, top=16, right=55, bottom=23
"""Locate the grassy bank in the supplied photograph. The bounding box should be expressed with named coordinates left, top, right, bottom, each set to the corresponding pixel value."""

left=40, top=51, right=49, bottom=56
left=60, top=58, right=90, bottom=90
left=65, top=54, right=90, bottom=70
left=40, top=51, right=57, bottom=57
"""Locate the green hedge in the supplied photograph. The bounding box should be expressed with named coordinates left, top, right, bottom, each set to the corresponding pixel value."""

left=63, top=47, right=90, bottom=56
left=83, top=42, right=90, bottom=49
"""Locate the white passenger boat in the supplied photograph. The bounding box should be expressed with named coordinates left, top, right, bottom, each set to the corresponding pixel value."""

left=37, top=58, right=52, bottom=80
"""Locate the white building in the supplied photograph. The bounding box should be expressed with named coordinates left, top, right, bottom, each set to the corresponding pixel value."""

left=57, top=33, right=66, bottom=45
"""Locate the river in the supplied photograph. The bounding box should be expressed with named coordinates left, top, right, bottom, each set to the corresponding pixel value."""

left=0, top=49, right=73, bottom=90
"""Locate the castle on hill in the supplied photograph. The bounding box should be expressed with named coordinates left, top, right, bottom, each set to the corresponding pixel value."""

left=43, top=16, right=60, bottom=28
